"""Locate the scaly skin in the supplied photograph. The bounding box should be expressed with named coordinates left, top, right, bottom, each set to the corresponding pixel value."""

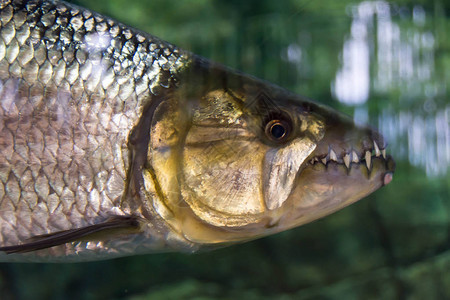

left=0, top=0, right=195, bottom=261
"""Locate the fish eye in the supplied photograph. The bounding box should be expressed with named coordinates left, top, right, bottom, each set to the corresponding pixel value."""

left=264, top=116, right=292, bottom=143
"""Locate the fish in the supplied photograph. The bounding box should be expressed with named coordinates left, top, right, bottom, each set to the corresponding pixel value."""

left=0, top=0, right=395, bottom=262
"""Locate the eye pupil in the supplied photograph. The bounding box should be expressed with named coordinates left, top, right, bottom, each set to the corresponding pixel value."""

left=264, top=117, right=291, bottom=143
left=270, top=123, right=286, bottom=139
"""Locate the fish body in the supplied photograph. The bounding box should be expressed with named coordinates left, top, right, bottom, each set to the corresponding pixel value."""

left=0, top=0, right=394, bottom=262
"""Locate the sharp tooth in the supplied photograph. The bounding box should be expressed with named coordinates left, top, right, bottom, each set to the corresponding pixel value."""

left=373, top=141, right=381, bottom=157
left=381, top=149, right=386, bottom=159
left=343, top=153, right=350, bottom=169
left=321, top=157, right=327, bottom=164
left=329, top=149, right=337, bottom=161
left=351, top=150, right=359, bottom=163
left=365, top=151, right=371, bottom=170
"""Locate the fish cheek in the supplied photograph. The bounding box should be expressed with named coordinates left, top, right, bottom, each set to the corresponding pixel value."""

left=175, top=89, right=268, bottom=228
left=180, top=137, right=268, bottom=227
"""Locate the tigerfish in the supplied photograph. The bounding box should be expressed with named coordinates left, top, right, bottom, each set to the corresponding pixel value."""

left=0, top=0, right=395, bottom=262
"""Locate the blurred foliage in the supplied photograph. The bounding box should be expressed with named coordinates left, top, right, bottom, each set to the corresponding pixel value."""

left=0, top=0, right=449, bottom=299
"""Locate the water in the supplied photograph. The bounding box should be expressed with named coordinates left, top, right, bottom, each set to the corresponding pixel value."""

left=0, top=0, right=448, bottom=299
left=333, top=1, right=448, bottom=178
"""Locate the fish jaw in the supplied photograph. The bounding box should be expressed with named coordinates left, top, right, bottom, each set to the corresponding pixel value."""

left=269, top=108, right=396, bottom=232
left=226, top=97, right=396, bottom=236
left=281, top=155, right=395, bottom=229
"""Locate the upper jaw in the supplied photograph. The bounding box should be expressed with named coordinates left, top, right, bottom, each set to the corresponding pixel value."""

left=304, top=116, right=395, bottom=179
left=307, top=138, right=392, bottom=173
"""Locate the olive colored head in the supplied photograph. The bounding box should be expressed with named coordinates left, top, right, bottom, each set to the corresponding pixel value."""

left=143, top=60, right=395, bottom=246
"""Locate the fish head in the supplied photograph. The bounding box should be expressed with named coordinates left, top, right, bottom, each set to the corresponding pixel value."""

left=145, top=62, right=395, bottom=246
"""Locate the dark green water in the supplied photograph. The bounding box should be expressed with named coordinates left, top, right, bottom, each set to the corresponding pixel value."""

left=0, top=0, right=449, bottom=299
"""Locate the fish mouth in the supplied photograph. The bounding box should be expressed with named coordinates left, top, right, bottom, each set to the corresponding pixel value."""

left=274, top=121, right=396, bottom=231
left=296, top=101, right=396, bottom=187
left=305, top=139, right=395, bottom=186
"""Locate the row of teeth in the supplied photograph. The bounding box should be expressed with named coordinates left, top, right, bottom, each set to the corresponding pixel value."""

left=309, top=141, right=386, bottom=170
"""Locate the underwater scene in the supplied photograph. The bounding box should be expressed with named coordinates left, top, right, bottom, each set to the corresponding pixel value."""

left=0, top=0, right=449, bottom=299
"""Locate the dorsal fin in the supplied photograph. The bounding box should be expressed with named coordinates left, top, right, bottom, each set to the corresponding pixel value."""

left=0, top=215, right=141, bottom=254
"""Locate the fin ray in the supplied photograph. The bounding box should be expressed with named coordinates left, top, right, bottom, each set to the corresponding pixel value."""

left=0, top=216, right=141, bottom=254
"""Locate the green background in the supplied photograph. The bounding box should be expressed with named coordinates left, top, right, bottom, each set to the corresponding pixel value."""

left=0, top=0, right=449, bottom=299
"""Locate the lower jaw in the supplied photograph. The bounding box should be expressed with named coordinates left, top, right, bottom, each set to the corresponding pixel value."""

left=279, top=156, right=395, bottom=223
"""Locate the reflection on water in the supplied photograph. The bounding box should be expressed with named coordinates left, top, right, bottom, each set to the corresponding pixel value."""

left=333, top=1, right=449, bottom=177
